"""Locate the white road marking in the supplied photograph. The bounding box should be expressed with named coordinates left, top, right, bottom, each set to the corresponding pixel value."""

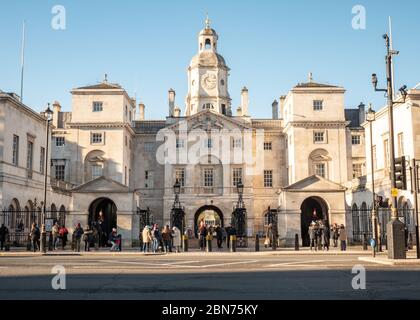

left=198, top=260, right=259, bottom=268
left=101, top=260, right=201, bottom=267
left=266, top=260, right=326, bottom=267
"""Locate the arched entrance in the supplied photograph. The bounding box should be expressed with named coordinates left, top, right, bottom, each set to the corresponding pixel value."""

left=194, top=205, right=224, bottom=237
left=300, top=197, right=329, bottom=247
left=89, top=198, right=117, bottom=246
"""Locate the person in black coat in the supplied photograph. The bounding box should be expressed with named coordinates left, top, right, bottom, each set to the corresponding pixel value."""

left=215, top=225, right=224, bottom=249
left=0, top=224, right=9, bottom=250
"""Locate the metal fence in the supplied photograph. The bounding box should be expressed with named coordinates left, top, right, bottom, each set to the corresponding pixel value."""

left=351, top=206, right=415, bottom=244
left=0, top=209, right=66, bottom=247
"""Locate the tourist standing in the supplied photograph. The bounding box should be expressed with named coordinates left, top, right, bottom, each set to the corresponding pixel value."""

left=215, top=225, right=223, bottom=249
left=59, top=225, right=68, bottom=250
left=162, top=225, right=172, bottom=253
left=83, top=226, right=93, bottom=251
left=73, top=223, right=84, bottom=252
left=52, top=222, right=60, bottom=250
left=198, top=221, right=207, bottom=251
left=309, top=222, right=317, bottom=251
left=339, top=224, right=347, bottom=251
left=30, top=223, right=40, bottom=252
left=152, top=224, right=161, bottom=253
left=142, top=226, right=152, bottom=253
left=172, top=226, right=182, bottom=253
left=331, top=223, right=339, bottom=248
left=321, top=221, right=330, bottom=251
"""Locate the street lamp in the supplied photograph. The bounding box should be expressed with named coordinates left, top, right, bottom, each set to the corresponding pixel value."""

left=171, top=180, right=184, bottom=233
left=372, top=33, right=407, bottom=259
left=41, top=104, right=53, bottom=253
left=366, top=104, right=380, bottom=252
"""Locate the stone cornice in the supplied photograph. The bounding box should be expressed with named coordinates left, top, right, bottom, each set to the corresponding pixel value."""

left=284, top=121, right=349, bottom=130
left=67, top=122, right=136, bottom=135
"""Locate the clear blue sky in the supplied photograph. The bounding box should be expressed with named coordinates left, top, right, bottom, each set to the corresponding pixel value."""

left=1, top=0, right=420, bottom=119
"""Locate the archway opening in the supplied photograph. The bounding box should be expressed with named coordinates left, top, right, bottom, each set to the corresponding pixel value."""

left=89, top=198, right=117, bottom=247
left=300, top=197, right=329, bottom=247
left=194, top=205, right=224, bottom=237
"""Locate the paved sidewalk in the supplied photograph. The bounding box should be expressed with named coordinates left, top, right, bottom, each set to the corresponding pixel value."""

left=358, top=256, right=420, bottom=266
left=0, top=246, right=405, bottom=257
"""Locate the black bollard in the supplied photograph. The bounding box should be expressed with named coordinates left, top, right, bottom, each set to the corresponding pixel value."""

left=182, top=235, right=188, bottom=252
left=230, top=235, right=236, bottom=252
left=363, top=233, right=368, bottom=251
left=40, top=231, right=47, bottom=253
left=255, top=234, right=260, bottom=252
left=206, top=236, right=212, bottom=252
left=295, top=234, right=299, bottom=251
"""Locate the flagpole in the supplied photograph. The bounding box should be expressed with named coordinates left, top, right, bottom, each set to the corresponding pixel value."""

left=20, top=20, right=26, bottom=103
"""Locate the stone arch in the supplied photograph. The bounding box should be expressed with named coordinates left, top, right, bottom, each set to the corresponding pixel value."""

left=59, top=205, right=66, bottom=227
left=300, top=196, right=330, bottom=247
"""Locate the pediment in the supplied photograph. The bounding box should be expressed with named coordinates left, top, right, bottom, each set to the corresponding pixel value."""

left=166, top=110, right=252, bottom=132
left=284, top=175, right=346, bottom=192
left=72, top=176, right=129, bottom=193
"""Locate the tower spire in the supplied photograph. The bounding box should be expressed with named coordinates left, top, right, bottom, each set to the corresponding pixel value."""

left=205, top=13, right=211, bottom=29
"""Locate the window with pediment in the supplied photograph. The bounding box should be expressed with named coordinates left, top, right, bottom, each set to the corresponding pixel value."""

left=308, top=149, right=331, bottom=179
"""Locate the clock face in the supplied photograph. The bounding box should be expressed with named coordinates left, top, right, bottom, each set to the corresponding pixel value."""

left=201, top=73, right=217, bottom=90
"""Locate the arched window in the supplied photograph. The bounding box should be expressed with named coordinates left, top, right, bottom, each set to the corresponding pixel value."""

left=308, top=149, right=331, bottom=179
left=402, top=203, right=411, bottom=226
left=50, top=204, right=58, bottom=223
left=205, top=38, right=212, bottom=50
left=84, top=150, right=106, bottom=182
left=59, top=205, right=66, bottom=227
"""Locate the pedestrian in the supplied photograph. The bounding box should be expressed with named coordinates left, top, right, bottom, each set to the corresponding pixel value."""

left=59, top=225, right=68, bottom=250
left=339, top=224, right=347, bottom=251
left=0, top=224, right=8, bottom=251
left=30, top=223, right=40, bottom=252
left=215, top=225, right=223, bottom=249
left=309, top=222, right=317, bottom=251
left=331, top=223, right=339, bottom=248
left=172, top=226, right=182, bottom=253
left=152, top=224, right=161, bottom=253
left=142, top=226, right=152, bottom=253
left=83, top=225, right=93, bottom=252
left=162, top=225, right=172, bottom=253
left=198, top=221, right=207, bottom=251
left=73, top=223, right=84, bottom=252
left=52, top=222, right=60, bottom=250
left=109, top=228, right=120, bottom=252
left=321, top=221, right=330, bottom=251
left=92, top=225, right=99, bottom=250
left=225, top=225, right=232, bottom=248
left=404, top=226, right=409, bottom=251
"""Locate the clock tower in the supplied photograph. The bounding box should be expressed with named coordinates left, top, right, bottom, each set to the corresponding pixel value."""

left=185, top=17, right=232, bottom=116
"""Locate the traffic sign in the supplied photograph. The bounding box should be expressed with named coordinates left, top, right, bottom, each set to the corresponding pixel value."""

left=391, top=188, right=399, bottom=197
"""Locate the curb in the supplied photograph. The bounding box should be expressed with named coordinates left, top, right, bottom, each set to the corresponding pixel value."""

left=358, top=256, right=420, bottom=266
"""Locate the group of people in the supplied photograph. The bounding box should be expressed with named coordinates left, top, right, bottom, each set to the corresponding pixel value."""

left=28, top=222, right=69, bottom=252
left=309, top=221, right=347, bottom=251
left=197, top=222, right=237, bottom=251
left=141, top=224, right=182, bottom=253
left=72, top=223, right=122, bottom=252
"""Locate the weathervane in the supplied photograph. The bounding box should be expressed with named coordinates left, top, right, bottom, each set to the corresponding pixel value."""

left=205, top=13, right=211, bottom=29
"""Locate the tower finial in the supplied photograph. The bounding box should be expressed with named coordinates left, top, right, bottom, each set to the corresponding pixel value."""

left=205, top=13, right=211, bottom=29
left=104, top=73, right=108, bottom=83
left=308, top=72, right=313, bottom=83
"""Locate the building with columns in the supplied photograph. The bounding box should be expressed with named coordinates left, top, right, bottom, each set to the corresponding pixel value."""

left=1, top=19, right=369, bottom=247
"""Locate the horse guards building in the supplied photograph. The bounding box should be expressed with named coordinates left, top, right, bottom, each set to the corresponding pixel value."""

left=1, top=20, right=419, bottom=248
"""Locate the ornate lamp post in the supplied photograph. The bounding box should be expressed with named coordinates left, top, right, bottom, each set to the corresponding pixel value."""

left=232, top=182, right=247, bottom=246
left=366, top=104, right=379, bottom=252
left=171, top=180, right=185, bottom=234
left=41, top=104, right=53, bottom=253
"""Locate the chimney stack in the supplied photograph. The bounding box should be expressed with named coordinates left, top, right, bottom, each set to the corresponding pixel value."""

left=241, top=87, right=249, bottom=116
left=358, top=102, right=366, bottom=125
left=52, top=101, right=61, bottom=128
left=236, top=106, right=242, bottom=117
left=168, top=89, right=176, bottom=117
left=138, top=103, right=145, bottom=121
left=279, top=95, right=286, bottom=119
left=272, top=100, right=279, bottom=120
left=174, top=106, right=181, bottom=117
